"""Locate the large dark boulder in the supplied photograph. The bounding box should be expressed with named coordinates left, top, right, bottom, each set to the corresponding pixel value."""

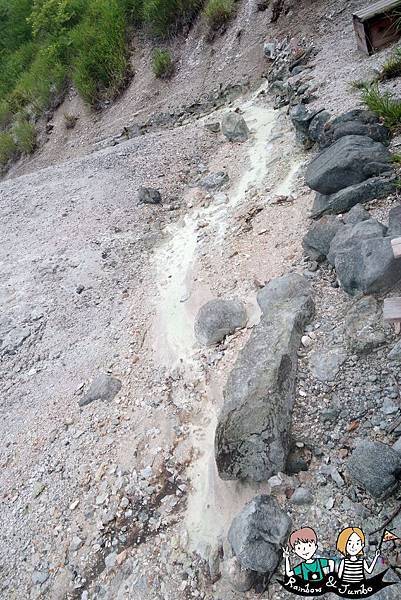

left=334, top=236, right=401, bottom=295
left=215, top=274, right=314, bottom=481
left=319, top=109, right=390, bottom=149
left=302, top=215, right=342, bottom=261
left=228, top=495, right=291, bottom=576
left=305, top=135, right=393, bottom=196
left=311, top=175, right=397, bottom=219
left=348, top=440, right=401, bottom=499
left=327, top=218, right=386, bottom=265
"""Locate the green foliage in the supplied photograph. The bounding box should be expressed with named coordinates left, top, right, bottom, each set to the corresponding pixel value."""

left=392, top=153, right=401, bottom=164
left=124, top=0, right=144, bottom=23
left=29, top=0, right=85, bottom=39
left=10, top=44, right=67, bottom=113
left=70, top=0, right=128, bottom=104
left=0, top=0, right=32, bottom=53
left=381, top=47, right=401, bottom=80
left=152, top=48, right=173, bottom=78
left=142, top=0, right=203, bottom=36
left=203, top=0, right=234, bottom=29
left=0, top=100, right=12, bottom=130
left=13, top=118, right=37, bottom=153
left=0, top=132, right=17, bottom=165
left=361, top=83, right=401, bottom=129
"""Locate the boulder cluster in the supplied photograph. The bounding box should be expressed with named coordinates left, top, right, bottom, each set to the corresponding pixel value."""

left=303, top=204, right=401, bottom=295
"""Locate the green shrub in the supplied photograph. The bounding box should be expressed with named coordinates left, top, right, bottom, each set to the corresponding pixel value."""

left=13, top=118, right=37, bottom=153
left=71, top=0, right=128, bottom=104
left=361, top=83, right=401, bottom=129
left=10, top=44, right=67, bottom=114
left=29, top=0, right=86, bottom=39
left=0, top=0, right=33, bottom=53
left=381, top=47, right=401, bottom=80
left=0, top=132, right=17, bottom=165
left=142, top=0, right=203, bottom=36
left=152, top=48, right=173, bottom=78
left=203, top=0, right=234, bottom=29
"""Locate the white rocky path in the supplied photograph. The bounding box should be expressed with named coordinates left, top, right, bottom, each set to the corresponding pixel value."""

left=0, top=81, right=308, bottom=598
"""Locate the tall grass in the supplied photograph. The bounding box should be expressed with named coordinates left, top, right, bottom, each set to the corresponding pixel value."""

left=203, top=0, right=235, bottom=29
left=13, top=118, right=36, bottom=153
left=361, top=83, right=401, bottom=129
left=0, top=132, right=17, bottom=166
left=381, top=47, right=401, bottom=80
left=142, top=0, right=203, bottom=36
left=70, top=0, right=129, bottom=104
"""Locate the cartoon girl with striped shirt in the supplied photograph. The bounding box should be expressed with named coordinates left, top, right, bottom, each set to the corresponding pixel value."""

left=337, top=527, right=380, bottom=583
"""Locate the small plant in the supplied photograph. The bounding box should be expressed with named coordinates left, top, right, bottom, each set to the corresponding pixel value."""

left=350, top=79, right=372, bottom=91
left=152, top=48, right=173, bottom=78
left=13, top=118, right=36, bottom=153
left=361, top=83, right=401, bottom=129
left=392, top=153, right=401, bottom=163
left=0, top=132, right=17, bottom=165
left=203, top=0, right=235, bottom=29
left=64, top=112, right=79, bottom=129
left=381, top=47, right=401, bottom=80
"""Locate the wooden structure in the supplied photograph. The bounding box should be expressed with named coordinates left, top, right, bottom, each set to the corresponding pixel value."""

left=392, top=236, right=401, bottom=258
left=353, top=0, right=401, bottom=55
left=384, top=297, right=401, bottom=333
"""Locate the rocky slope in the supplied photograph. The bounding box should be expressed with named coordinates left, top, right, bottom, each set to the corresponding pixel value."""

left=3, top=1, right=401, bottom=599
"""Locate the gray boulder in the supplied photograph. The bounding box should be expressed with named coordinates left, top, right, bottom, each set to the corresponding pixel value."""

left=308, top=110, right=331, bottom=145
left=319, top=109, right=390, bottom=149
left=138, top=186, right=162, bottom=204
left=215, top=274, right=314, bottom=481
left=305, top=135, right=393, bottom=195
left=228, top=495, right=291, bottom=576
left=309, top=347, right=347, bottom=382
left=334, top=236, right=401, bottom=295
left=327, top=218, right=386, bottom=265
left=290, top=104, right=322, bottom=148
left=388, top=205, right=401, bottom=238
left=198, top=171, right=229, bottom=190
left=221, top=557, right=256, bottom=592
left=302, top=215, right=342, bottom=261
left=344, top=296, right=385, bottom=353
left=79, top=373, right=122, bottom=407
left=222, top=112, right=249, bottom=142
left=343, top=203, right=370, bottom=225
left=311, top=174, right=397, bottom=218
left=194, top=299, right=247, bottom=347
left=347, top=440, right=401, bottom=499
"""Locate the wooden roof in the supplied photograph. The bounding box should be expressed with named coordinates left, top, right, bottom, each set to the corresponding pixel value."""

left=353, top=0, right=401, bottom=21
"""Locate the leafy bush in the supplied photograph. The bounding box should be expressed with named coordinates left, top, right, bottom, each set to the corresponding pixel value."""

left=13, top=118, right=37, bottom=153
left=361, top=83, right=401, bottom=129
left=142, top=0, right=203, bottom=36
left=203, top=0, right=234, bottom=29
left=381, top=47, right=401, bottom=80
left=70, top=0, right=128, bottom=104
left=0, top=132, right=17, bottom=165
left=152, top=48, right=173, bottom=78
